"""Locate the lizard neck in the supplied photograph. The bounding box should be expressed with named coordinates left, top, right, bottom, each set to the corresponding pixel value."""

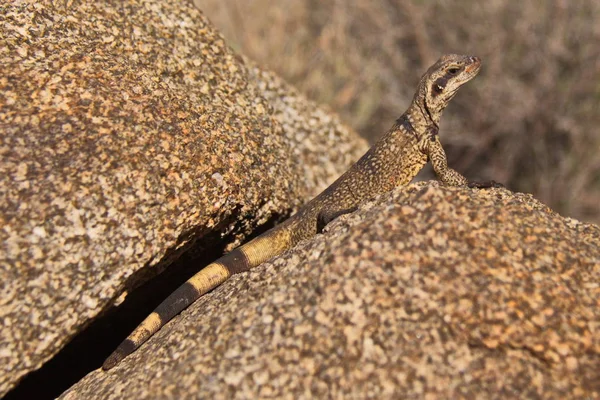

left=398, top=98, right=439, bottom=141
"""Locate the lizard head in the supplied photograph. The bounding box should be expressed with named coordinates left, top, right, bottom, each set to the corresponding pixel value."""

left=417, top=54, right=481, bottom=124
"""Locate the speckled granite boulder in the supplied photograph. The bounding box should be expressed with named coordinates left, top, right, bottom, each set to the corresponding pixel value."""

left=0, top=0, right=367, bottom=395
left=61, top=182, right=600, bottom=399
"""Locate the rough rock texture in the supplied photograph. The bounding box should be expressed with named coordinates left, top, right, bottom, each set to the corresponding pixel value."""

left=62, top=182, right=600, bottom=399
left=0, top=0, right=367, bottom=395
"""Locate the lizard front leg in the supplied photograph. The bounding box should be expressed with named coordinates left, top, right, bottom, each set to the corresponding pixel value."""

left=422, top=134, right=501, bottom=188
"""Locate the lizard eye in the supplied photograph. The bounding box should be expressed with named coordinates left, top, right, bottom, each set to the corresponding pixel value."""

left=448, top=67, right=460, bottom=74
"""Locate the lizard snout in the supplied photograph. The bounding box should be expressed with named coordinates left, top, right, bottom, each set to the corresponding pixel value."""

left=465, top=56, right=481, bottom=73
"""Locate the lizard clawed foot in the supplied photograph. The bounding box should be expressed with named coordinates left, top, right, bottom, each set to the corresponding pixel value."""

left=467, top=180, right=504, bottom=189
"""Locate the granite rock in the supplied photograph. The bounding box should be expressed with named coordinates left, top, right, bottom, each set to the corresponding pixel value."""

left=0, top=0, right=367, bottom=395
left=61, top=182, right=600, bottom=399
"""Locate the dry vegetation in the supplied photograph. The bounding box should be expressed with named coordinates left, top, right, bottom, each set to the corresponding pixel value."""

left=197, top=0, right=600, bottom=224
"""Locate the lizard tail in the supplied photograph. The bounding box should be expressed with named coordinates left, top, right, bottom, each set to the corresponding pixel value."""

left=102, top=227, right=293, bottom=370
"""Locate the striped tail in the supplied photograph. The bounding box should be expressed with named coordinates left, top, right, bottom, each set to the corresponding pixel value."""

left=102, top=227, right=292, bottom=370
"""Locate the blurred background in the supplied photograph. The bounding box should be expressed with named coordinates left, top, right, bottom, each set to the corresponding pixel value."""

left=196, top=0, right=600, bottom=224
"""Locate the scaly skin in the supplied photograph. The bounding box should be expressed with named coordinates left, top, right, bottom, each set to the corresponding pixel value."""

left=103, top=54, right=496, bottom=370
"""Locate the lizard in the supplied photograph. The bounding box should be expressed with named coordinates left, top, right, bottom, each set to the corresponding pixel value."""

left=102, top=53, right=498, bottom=370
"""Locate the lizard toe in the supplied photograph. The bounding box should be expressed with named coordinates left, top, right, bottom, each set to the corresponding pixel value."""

left=467, top=180, right=504, bottom=189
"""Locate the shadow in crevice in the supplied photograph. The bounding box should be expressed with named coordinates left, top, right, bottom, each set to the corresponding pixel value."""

left=4, top=211, right=284, bottom=400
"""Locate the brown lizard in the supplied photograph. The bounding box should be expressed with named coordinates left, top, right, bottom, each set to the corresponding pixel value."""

left=103, top=54, right=498, bottom=370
